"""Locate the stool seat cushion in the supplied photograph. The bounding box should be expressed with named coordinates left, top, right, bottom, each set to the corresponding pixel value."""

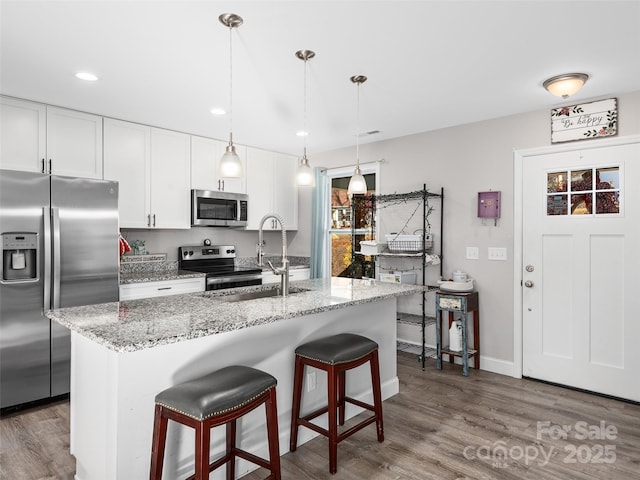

left=295, top=333, right=378, bottom=365
left=155, top=365, right=276, bottom=421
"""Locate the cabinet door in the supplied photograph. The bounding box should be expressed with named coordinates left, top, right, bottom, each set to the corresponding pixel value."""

left=119, top=277, right=205, bottom=300
left=103, top=119, right=151, bottom=228
left=0, top=97, right=46, bottom=173
left=46, top=106, right=103, bottom=179
left=245, top=147, right=275, bottom=229
left=150, top=128, right=191, bottom=229
left=273, top=153, right=298, bottom=230
left=190, top=136, right=247, bottom=194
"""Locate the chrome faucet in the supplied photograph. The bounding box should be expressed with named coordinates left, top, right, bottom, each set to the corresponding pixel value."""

left=257, top=213, right=289, bottom=296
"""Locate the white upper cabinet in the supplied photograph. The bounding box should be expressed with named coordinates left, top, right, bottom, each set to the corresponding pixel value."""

left=103, top=118, right=151, bottom=228
left=46, top=106, right=103, bottom=179
left=190, top=136, right=246, bottom=193
left=149, top=128, right=191, bottom=229
left=104, top=120, right=191, bottom=229
left=245, top=147, right=298, bottom=230
left=0, top=97, right=46, bottom=173
left=1, top=97, right=103, bottom=178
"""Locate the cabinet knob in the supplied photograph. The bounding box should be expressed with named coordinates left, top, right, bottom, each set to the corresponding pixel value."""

left=524, top=280, right=534, bottom=288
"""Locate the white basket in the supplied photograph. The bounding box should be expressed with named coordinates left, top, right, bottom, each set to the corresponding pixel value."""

left=385, top=233, right=433, bottom=253
left=379, top=271, right=417, bottom=285
left=360, top=241, right=387, bottom=255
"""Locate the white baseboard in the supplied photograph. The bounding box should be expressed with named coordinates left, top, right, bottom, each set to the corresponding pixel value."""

left=479, top=355, right=516, bottom=377
left=442, top=353, right=515, bottom=377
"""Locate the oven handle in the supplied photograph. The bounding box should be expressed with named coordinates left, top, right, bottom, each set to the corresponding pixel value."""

left=206, top=273, right=263, bottom=285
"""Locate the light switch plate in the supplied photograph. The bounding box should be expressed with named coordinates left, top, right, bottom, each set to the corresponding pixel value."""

left=466, top=247, right=479, bottom=259
left=488, top=247, right=507, bottom=261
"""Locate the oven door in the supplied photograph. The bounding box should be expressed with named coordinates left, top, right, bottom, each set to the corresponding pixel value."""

left=206, top=273, right=262, bottom=291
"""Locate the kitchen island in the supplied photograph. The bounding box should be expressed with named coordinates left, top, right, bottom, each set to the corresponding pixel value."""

left=47, top=277, right=422, bottom=480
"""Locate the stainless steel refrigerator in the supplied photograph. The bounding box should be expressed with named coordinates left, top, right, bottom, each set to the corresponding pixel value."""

left=0, top=170, right=119, bottom=411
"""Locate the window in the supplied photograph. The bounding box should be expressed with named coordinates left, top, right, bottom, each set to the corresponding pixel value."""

left=547, top=166, right=620, bottom=216
left=325, top=165, right=378, bottom=278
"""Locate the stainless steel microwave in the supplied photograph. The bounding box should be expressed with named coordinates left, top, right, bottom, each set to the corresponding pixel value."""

left=191, top=190, right=248, bottom=227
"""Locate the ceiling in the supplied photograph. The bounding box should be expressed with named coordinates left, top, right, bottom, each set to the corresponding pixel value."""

left=2, top=1, right=639, bottom=157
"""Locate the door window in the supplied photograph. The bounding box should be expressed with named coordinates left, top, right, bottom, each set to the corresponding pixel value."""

left=546, top=166, right=620, bottom=216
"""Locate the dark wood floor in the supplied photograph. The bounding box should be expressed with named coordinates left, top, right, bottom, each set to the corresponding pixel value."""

left=2, top=354, right=639, bottom=479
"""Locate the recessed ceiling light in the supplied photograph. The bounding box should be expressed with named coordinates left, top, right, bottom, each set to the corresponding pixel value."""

left=75, top=72, right=98, bottom=81
left=296, top=130, right=308, bottom=137
left=210, top=108, right=226, bottom=115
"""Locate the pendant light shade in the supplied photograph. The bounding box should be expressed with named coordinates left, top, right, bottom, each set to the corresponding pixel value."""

left=347, top=75, right=368, bottom=196
left=295, top=50, right=316, bottom=187
left=543, top=73, right=589, bottom=99
left=218, top=13, right=243, bottom=178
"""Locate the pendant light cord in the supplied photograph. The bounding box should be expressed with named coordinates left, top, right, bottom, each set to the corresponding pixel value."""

left=355, top=80, right=360, bottom=168
left=303, top=56, right=308, bottom=157
left=228, top=25, right=233, bottom=143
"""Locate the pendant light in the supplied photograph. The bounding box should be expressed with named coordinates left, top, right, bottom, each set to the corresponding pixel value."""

left=218, top=13, right=244, bottom=178
left=295, top=49, right=316, bottom=187
left=347, top=75, right=368, bottom=196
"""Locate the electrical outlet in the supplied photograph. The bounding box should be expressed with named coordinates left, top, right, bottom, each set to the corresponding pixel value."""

left=488, top=247, right=508, bottom=261
left=306, top=371, right=316, bottom=392
left=466, top=247, right=479, bottom=260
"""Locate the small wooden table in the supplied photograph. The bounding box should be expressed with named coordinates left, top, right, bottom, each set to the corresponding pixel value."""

left=435, top=290, right=479, bottom=376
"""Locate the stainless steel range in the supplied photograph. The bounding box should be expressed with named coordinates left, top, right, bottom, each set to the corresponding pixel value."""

left=178, top=244, right=262, bottom=291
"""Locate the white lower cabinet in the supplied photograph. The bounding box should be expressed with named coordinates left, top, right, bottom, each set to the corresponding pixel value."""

left=245, top=148, right=298, bottom=230
left=119, top=277, right=205, bottom=301
left=261, top=267, right=310, bottom=284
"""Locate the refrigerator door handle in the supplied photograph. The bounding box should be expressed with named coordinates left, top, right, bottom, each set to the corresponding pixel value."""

left=52, top=207, right=61, bottom=309
left=43, top=207, right=52, bottom=310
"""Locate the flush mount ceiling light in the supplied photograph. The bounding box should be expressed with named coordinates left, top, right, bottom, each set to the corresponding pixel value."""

left=347, top=75, right=368, bottom=196
left=75, top=72, right=98, bottom=81
left=543, top=73, right=589, bottom=99
left=295, top=49, right=316, bottom=187
left=217, top=13, right=244, bottom=178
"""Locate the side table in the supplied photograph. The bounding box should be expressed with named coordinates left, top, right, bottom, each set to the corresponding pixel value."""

left=435, top=290, right=479, bottom=376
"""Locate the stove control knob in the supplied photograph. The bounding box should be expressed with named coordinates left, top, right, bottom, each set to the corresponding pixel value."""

left=227, top=249, right=234, bottom=254
left=182, top=251, right=188, bottom=257
left=203, top=238, right=211, bottom=246
left=189, top=250, right=194, bottom=256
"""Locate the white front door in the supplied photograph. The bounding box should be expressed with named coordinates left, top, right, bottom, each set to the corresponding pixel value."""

left=521, top=140, right=640, bottom=402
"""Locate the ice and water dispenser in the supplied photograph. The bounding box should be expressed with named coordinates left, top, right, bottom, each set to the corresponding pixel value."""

left=2, top=233, right=38, bottom=282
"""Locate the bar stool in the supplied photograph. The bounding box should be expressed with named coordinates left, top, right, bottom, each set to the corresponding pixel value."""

left=150, top=365, right=281, bottom=480
left=289, top=333, right=384, bottom=474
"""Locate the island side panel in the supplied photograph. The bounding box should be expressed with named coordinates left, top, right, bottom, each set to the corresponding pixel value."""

left=71, top=298, right=398, bottom=480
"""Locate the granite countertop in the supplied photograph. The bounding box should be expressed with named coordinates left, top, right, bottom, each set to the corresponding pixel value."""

left=47, top=277, right=422, bottom=353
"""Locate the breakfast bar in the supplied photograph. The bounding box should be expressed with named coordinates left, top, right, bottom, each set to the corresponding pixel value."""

left=47, top=277, right=422, bottom=480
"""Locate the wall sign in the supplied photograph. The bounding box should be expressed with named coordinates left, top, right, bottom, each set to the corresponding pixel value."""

left=551, top=98, right=617, bottom=144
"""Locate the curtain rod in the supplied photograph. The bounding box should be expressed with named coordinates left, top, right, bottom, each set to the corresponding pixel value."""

left=319, top=158, right=385, bottom=173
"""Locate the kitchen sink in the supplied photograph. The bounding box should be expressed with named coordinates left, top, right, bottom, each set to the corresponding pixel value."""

left=214, top=286, right=309, bottom=302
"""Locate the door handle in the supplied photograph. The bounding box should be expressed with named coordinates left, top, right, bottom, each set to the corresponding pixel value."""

left=52, top=207, right=61, bottom=308
left=524, top=280, right=534, bottom=288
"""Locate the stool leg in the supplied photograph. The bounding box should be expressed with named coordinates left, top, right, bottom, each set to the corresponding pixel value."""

left=265, top=388, right=282, bottom=480
left=226, top=420, right=236, bottom=480
left=194, top=421, right=210, bottom=480
left=327, top=364, right=339, bottom=474
left=370, top=350, right=384, bottom=442
left=150, top=404, right=168, bottom=480
left=289, top=355, right=304, bottom=452
left=338, top=370, right=346, bottom=426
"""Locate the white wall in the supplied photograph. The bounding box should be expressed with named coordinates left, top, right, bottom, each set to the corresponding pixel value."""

left=299, top=90, right=640, bottom=368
